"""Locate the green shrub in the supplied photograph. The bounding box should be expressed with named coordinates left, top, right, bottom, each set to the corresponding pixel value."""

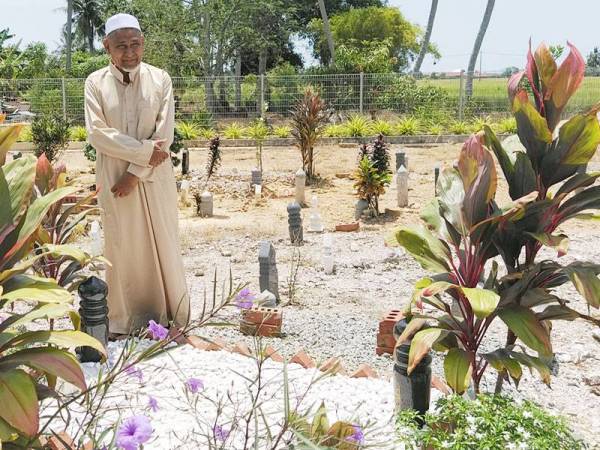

left=83, top=143, right=96, bottom=162
left=344, top=114, right=372, bottom=137
left=170, top=127, right=184, bottom=167
left=449, top=120, right=470, bottom=135
left=199, top=128, right=217, bottom=139
left=396, top=395, right=584, bottom=450
left=176, top=121, right=200, bottom=140
left=17, top=125, right=32, bottom=142
left=70, top=125, right=87, bottom=142
left=323, top=124, right=346, bottom=137
left=223, top=122, right=245, bottom=139
left=497, top=116, right=518, bottom=134
left=31, top=114, right=71, bottom=162
left=191, top=110, right=215, bottom=129
left=470, top=116, right=493, bottom=133
left=394, top=117, right=420, bottom=135
left=371, top=119, right=393, bottom=136
left=273, top=124, right=292, bottom=138
left=373, top=75, right=450, bottom=115
left=427, top=123, right=444, bottom=135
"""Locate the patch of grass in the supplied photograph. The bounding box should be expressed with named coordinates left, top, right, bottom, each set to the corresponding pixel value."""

left=371, top=119, right=393, bottom=136
left=394, top=117, right=420, bottom=135
left=496, top=117, right=518, bottom=134
left=449, top=121, right=470, bottom=135
left=176, top=121, right=201, bottom=140
left=323, top=124, right=346, bottom=137
left=223, top=122, right=245, bottom=139
left=343, top=114, right=372, bottom=137
left=273, top=124, right=292, bottom=138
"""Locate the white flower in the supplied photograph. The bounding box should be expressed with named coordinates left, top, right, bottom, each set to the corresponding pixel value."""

left=441, top=441, right=452, bottom=448
left=516, top=426, right=525, bottom=435
left=519, top=443, right=528, bottom=449
left=467, top=426, right=477, bottom=436
left=475, top=433, right=484, bottom=439
left=507, top=444, right=517, bottom=450
left=523, top=411, right=533, bottom=419
left=466, top=415, right=477, bottom=425
left=522, top=431, right=531, bottom=440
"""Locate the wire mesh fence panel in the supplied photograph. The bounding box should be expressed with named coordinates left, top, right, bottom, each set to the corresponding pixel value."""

left=3, top=73, right=600, bottom=126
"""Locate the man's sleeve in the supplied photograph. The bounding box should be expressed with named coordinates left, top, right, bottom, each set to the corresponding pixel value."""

left=126, top=72, right=175, bottom=179
left=84, top=78, right=154, bottom=167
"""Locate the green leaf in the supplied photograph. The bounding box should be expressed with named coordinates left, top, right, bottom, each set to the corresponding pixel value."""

left=0, top=416, right=19, bottom=442
left=443, top=348, right=472, bottom=394
left=0, top=275, right=72, bottom=304
left=513, top=91, right=552, bottom=170
left=541, top=112, right=600, bottom=186
left=421, top=281, right=456, bottom=298
left=1, top=330, right=106, bottom=359
left=526, top=232, right=569, bottom=257
left=557, top=185, right=600, bottom=225
left=461, top=287, right=500, bottom=319
left=394, top=225, right=451, bottom=273
left=536, top=304, right=581, bottom=321
left=0, top=369, right=38, bottom=436
left=408, top=328, right=447, bottom=374
left=555, top=171, right=600, bottom=200
left=509, top=350, right=551, bottom=385
left=42, top=244, right=89, bottom=263
left=482, top=348, right=523, bottom=386
left=0, top=347, right=86, bottom=391
left=0, top=303, right=71, bottom=333
left=499, top=306, right=552, bottom=356
left=436, top=168, right=467, bottom=235
left=397, top=318, right=426, bottom=345
left=310, top=401, right=329, bottom=439
left=568, top=268, right=600, bottom=308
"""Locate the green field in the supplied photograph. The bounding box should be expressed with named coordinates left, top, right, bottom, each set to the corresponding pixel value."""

left=419, top=76, right=600, bottom=114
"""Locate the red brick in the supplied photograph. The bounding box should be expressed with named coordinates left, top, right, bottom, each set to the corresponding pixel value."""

left=263, top=345, right=285, bottom=362
left=377, top=333, right=397, bottom=349
left=205, top=338, right=227, bottom=351
left=376, top=346, right=393, bottom=356
left=186, top=335, right=210, bottom=350
left=231, top=341, right=252, bottom=357
left=290, top=350, right=316, bottom=368
left=319, top=357, right=346, bottom=375
left=240, top=320, right=281, bottom=337
left=378, top=310, right=403, bottom=334
left=47, top=432, right=75, bottom=450
left=335, top=222, right=359, bottom=232
left=350, top=363, right=378, bottom=378
left=242, top=306, right=283, bottom=326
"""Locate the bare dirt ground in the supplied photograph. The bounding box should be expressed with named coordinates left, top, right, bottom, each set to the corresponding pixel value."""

left=58, top=142, right=600, bottom=446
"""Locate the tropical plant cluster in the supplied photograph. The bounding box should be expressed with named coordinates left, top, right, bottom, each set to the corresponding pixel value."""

left=393, top=42, right=600, bottom=396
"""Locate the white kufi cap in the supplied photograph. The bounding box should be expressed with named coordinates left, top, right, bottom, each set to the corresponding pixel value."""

left=105, top=13, right=141, bottom=36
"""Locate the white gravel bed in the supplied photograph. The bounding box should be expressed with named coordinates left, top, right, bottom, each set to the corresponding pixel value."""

left=46, top=341, right=418, bottom=449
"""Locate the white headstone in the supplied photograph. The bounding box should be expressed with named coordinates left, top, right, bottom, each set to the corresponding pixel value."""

left=396, top=165, right=408, bottom=207
left=295, top=169, right=306, bottom=205
left=254, top=184, right=262, bottom=198
left=90, top=220, right=102, bottom=256
left=180, top=180, right=190, bottom=206
left=307, top=195, right=324, bottom=232
left=199, top=191, right=213, bottom=217
left=322, top=233, right=334, bottom=274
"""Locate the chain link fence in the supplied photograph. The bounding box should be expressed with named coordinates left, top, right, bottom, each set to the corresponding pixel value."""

left=2, top=72, right=600, bottom=125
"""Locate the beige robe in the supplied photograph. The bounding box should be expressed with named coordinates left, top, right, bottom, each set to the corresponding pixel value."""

left=84, top=62, right=189, bottom=334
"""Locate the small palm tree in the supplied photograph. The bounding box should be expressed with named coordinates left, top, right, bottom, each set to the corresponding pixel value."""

left=64, top=0, right=105, bottom=53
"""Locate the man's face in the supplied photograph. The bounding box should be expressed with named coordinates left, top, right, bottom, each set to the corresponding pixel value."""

left=103, top=28, right=144, bottom=70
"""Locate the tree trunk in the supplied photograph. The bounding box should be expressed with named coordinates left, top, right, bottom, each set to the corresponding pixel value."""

left=66, top=0, right=73, bottom=73
left=318, top=0, right=335, bottom=66
left=465, top=0, right=495, bottom=98
left=234, top=49, right=242, bottom=112
left=413, top=0, right=438, bottom=76
left=257, top=49, right=267, bottom=115
left=88, top=26, right=95, bottom=53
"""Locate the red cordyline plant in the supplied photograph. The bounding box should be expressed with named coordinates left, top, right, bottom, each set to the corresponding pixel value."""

left=393, top=41, right=600, bottom=395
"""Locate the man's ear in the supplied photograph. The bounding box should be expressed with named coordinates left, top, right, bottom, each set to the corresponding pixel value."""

left=103, top=37, right=110, bottom=53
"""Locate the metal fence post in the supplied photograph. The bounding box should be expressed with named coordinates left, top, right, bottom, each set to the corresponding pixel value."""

left=458, top=70, right=465, bottom=122
left=260, top=74, right=265, bottom=118
left=359, top=72, right=364, bottom=114
left=61, top=78, right=67, bottom=120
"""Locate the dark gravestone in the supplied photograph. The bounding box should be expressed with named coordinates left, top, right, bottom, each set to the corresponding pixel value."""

left=77, top=276, right=109, bottom=363
left=258, top=241, right=279, bottom=302
left=287, top=201, right=303, bottom=245
left=395, top=151, right=407, bottom=171
left=182, top=149, right=189, bottom=175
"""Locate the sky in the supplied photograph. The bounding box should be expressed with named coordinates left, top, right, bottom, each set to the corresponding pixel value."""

left=2, top=0, right=600, bottom=73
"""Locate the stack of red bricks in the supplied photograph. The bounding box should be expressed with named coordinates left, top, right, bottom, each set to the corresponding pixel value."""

left=376, top=309, right=403, bottom=355
left=240, top=306, right=282, bottom=337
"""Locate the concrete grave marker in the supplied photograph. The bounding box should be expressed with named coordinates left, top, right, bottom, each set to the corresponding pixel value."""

left=258, top=241, right=279, bottom=302
left=295, top=169, right=306, bottom=206
left=287, top=201, right=303, bottom=244
left=396, top=165, right=408, bottom=207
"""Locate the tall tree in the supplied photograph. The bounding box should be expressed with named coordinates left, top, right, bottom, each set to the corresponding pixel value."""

left=465, top=0, right=495, bottom=98
left=72, top=0, right=105, bottom=52
left=66, top=0, right=73, bottom=72
left=412, top=0, right=438, bottom=75
left=318, top=0, right=335, bottom=66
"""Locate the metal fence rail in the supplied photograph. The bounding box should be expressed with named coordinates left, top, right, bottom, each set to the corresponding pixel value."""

left=2, top=72, right=600, bottom=125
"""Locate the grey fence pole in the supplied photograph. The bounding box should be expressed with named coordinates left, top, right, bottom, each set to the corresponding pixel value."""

left=260, top=74, right=265, bottom=118
left=359, top=72, right=364, bottom=114
left=458, top=70, right=466, bottom=122
left=61, top=78, right=67, bottom=120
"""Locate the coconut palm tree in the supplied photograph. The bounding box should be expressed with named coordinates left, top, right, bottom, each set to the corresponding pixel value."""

left=318, top=0, right=335, bottom=66
left=66, top=0, right=73, bottom=72
left=65, top=0, right=104, bottom=53
left=412, top=0, right=438, bottom=76
left=465, top=0, right=495, bottom=98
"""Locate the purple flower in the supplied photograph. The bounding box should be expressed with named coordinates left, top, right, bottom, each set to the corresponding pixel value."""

left=147, top=320, right=169, bottom=340
left=186, top=377, right=204, bottom=393
left=234, top=288, right=255, bottom=309
left=116, top=415, right=153, bottom=450
left=147, top=396, right=159, bottom=412
left=124, top=365, right=143, bottom=382
left=347, top=425, right=365, bottom=444
left=213, top=424, right=230, bottom=442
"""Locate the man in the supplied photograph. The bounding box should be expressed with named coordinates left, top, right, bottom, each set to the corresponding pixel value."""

left=84, top=13, right=189, bottom=338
